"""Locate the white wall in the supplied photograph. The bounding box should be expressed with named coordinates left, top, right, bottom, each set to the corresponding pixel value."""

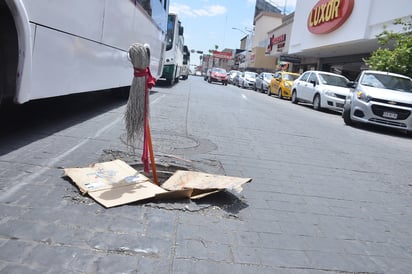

left=253, top=14, right=282, bottom=48
left=289, top=0, right=412, bottom=54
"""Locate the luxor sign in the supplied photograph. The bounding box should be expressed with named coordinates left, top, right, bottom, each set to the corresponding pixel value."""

left=307, top=0, right=354, bottom=34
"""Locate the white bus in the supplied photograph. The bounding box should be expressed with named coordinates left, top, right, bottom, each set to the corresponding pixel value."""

left=0, top=0, right=169, bottom=106
left=181, top=45, right=190, bottom=80
left=161, top=13, right=184, bottom=85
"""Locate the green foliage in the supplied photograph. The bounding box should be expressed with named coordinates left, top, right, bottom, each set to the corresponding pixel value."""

left=364, top=17, right=412, bottom=77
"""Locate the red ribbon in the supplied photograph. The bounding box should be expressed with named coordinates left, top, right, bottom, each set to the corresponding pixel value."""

left=134, top=67, right=157, bottom=89
left=134, top=67, right=157, bottom=172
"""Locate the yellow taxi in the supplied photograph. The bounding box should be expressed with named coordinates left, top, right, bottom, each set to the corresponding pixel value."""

left=268, top=71, right=300, bottom=99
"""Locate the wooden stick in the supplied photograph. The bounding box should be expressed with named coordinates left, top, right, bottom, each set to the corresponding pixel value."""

left=146, top=118, right=159, bottom=185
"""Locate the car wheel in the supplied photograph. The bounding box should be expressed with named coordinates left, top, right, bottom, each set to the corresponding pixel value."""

left=342, top=103, right=353, bottom=126
left=291, top=90, right=298, bottom=103
left=313, top=94, right=321, bottom=110
left=278, top=88, right=283, bottom=99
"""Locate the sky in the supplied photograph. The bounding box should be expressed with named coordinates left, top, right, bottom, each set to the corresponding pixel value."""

left=169, top=0, right=297, bottom=65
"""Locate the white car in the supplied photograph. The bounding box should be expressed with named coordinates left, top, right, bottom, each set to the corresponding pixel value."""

left=291, top=71, right=350, bottom=111
left=342, top=70, right=412, bottom=133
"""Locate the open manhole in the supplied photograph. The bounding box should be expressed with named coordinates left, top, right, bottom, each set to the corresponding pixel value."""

left=63, top=149, right=249, bottom=215
left=131, top=163, right=190, bottom=185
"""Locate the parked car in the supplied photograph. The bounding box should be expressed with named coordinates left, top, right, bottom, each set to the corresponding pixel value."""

left=233, top=72, right=243, bottom=87
left=239, top=71, right=258, bottom=89
left=204, top=69, right=211, bottom=81
left=208, top=67, right=228, bottom=85
left=255, top=72, right=275, bottom=93
left=291, top=71, right=350, bottom=111
left=342, top=70, right=412, bottom=133
left=228, top=70, right=241, bottom=85
left=269, top=71, right=300, bottom=99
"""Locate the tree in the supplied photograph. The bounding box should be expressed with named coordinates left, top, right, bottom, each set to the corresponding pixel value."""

left=364, top=17, right=412, bottom=77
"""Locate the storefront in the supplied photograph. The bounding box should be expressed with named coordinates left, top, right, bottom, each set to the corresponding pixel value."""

left=287, top=0, right=412, bottom=79
left=266, top=13, right=298, bottom=72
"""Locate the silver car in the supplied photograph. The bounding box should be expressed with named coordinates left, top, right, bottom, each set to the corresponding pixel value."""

left=239, top=71, right=257, bottom=89
left=255, top=72, right=274, bottom=93
left=342, top=70, right=412, bottom=133
left=228, top=70, right=241, bottom=85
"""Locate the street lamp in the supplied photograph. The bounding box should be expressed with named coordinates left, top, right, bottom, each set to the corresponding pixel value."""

left=231, top=27, right=249, bottom=36
left=232, top=27, right=253, bottom=51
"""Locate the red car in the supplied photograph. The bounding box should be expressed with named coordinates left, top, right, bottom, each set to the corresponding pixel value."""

left=208, top=67, right=228, bottom=85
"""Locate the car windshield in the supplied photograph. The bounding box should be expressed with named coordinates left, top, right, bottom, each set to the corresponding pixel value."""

left=245, top=72, right=256, bottom=78
left=283, top=74, right=299, bottom=81
left=213, top=68, right=227, bottom=74
left=264, top=74, right=274, bottom=80
left=318, top=73, right=348, bottom=87
left=361, top=73, right=412, bottom=92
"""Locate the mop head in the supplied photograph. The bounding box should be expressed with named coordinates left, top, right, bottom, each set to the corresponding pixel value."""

left=124, top=43, right=151, bottom=147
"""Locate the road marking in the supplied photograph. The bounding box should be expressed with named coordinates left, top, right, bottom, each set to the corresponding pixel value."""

left=152, top=94, right=165, bottom=104
left=0, top=115, right=122, bottom=202
left=0, top=93, right=165, bottom=202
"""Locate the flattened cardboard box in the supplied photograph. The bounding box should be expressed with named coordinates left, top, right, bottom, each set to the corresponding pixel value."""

left=161, top=170, right=252, bottom=199
left=64, top=160, right=167, bottom=208
left=64, top=159, right=252, bottom=208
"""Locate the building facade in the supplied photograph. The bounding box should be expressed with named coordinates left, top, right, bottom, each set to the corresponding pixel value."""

left=248, top=11, right=283, bottom=71
left=286, top=0, right=412, bottom=79
left=265, top=12, right=296, bottom=72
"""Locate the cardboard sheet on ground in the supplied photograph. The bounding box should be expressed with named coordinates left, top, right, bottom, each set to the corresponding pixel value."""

left=64, top=160, right=167, bottom=208
left=64, top=159, right=252, bottom=207
left=161, top=170, right=252, bottom=199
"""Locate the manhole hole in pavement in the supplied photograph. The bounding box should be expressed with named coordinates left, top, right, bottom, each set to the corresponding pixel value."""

left=64, top=149, right=248, bottom=216
left=99, top=149, right=202, bottom=184
left=131, top=163, right=190, bottom=185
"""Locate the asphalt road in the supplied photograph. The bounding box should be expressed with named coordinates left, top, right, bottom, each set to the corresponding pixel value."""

left=0, top=76, right=411, bottom=273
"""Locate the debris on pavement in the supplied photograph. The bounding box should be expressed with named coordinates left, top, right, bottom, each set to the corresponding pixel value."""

left=64, top=159, right=252, bottom=208
left=64, top=160, right=166, bottom=208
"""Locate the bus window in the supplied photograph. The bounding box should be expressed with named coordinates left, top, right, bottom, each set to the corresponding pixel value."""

left=166, top=14, right=175, bottom=50
left=136, top=0, right=152, bottom=16
left=183, top=45, right=190, bottom=65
